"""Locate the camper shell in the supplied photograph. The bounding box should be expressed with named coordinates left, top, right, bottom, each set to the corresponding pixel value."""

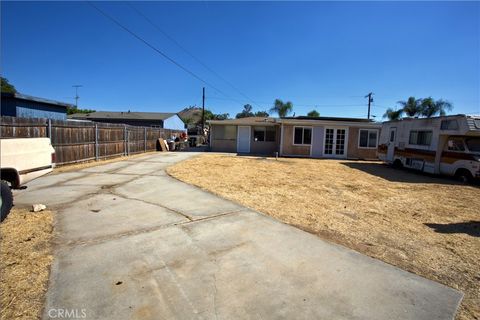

left=378, top=114, right=480, bottom=181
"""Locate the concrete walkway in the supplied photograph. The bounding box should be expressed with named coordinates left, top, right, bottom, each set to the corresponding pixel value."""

left=14, top=152, right=462, bottom=320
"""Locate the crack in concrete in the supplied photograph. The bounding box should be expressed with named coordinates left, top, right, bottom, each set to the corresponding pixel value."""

left=55, top=210, right=244, bottom=249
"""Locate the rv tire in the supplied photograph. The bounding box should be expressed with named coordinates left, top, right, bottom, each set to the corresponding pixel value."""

left=392, top=159, right=403, bottom=169
left=455, top=169, right=473, bottom=184
left=1, top=180, right=13, bottom=223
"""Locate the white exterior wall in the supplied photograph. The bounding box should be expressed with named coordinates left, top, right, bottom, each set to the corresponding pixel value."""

left=163, top=115, right=186, bottom=130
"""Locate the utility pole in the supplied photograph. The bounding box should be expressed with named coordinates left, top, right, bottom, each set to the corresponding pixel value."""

left=365, top=92, right=374, bottom=120
left=201, top=87, right=205, bottom=134
left=72, top=85, right=83, bottom=108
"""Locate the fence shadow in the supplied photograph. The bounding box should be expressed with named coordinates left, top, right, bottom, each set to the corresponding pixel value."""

left=424, top=221, right=480, bottom=237
left=340, top=162, right=463, bottom=185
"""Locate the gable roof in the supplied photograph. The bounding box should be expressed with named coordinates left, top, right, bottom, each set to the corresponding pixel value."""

left=69, top=111, right=178, bottom=121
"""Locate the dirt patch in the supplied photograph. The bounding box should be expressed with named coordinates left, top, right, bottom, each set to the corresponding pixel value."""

left=53, top=151, right=160, bottom=174
left=168, top=154, right=480, bottom=320
left=0, top=208, right=54, bottom=320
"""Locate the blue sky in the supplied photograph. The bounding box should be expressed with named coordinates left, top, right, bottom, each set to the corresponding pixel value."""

left=1, top=1, right=479, bottom=118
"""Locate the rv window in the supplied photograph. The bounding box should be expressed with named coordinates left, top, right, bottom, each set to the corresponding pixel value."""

left=359, top=129, right=378, bottom=148
left=390, top=130, right=395, bottom=142
left=466, top=138, right=480, bottom=152
left=254, top=127, right=266, bottom=142
left=446, top=138, right=465, bottom=152
left=409, top=130, right=432, bottom=146
left=293, top=127, right=312, bottom=145
left=440, top=120, right=459, bottom=130
left=475, top=119, right=480, bottom=129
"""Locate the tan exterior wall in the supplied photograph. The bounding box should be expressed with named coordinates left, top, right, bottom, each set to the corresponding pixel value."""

left=210, top=124, right=281, bottom=154
left=347, top=127, right=379, bottom=160
left=211, top=139, right=237, bottom=152
left=210, top=124, right=237, bottom=152
left=281, top=125, right=311, bottom=156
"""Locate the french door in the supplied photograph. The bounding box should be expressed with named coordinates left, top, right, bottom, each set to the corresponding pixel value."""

left=324, top=128, right=347, bottom=158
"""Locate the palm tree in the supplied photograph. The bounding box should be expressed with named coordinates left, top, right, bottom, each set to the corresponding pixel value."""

left=383, top=108, right=404, bottom=121
left=420, top=97, right=453, bottom=117
left=270, top=99, right=293, bottom=118
left=398, top=97, right=422, bottom=117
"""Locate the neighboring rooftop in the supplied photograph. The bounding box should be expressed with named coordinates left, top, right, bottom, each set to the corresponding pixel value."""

left=1, top=92, right=74, bottom=109
left=69, top=111, right=178, bottom=121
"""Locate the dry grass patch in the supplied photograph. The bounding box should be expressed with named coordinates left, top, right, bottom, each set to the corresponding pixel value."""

left=1, top=208, right=54, bottom=320
left=168, top=154, right=480, bottom=320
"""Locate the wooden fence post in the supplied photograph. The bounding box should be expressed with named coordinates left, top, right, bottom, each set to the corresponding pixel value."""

left=124, top=125, right=127, bottom=156
left=95, top=124, right=99, bottom=161
left=47, top=119, right=52, bottom=139
left=144, top=127, right=147, bottom=152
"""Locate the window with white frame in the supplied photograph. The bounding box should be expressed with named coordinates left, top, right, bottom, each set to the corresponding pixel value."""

left=293, top=127, right=312, bottom=145
left=253, top=126, right=276, bottom=142
left=358, top=129, right=378, bottom=148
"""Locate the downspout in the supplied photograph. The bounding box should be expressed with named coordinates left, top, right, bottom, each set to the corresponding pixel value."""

left=279, top=122, right=284, bottom=156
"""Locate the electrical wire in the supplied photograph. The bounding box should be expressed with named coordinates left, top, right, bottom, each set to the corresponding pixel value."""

left=126, top=2, right=261, bottom=109
left=86, top=1, right=228, bottom=97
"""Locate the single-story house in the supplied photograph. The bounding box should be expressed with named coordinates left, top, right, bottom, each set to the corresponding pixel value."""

left=1, top=92, right=71, bottom=120
left=69, top=111, right=186, bottom=130
left=208, top=116, right=382, bottom=159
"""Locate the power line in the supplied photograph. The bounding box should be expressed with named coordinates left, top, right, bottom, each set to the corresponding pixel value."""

left=126, top=2, right=261, bottom=109
left=208, top=96, right=373, bottom=108
left=86, top=1, right=227, bottom=97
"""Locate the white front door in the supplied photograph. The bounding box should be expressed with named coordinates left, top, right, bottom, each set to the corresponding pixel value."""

left=324, top=128, right=348, bottom=158
left=237, top=126, right=251, bottom=153
left=387, top=127, right=397, bottom=161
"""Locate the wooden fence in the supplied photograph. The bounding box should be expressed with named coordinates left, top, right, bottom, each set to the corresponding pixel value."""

left=0, top=116, right=184, bottom=165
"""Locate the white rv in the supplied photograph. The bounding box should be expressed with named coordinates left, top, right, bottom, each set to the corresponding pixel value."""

left=378, top=114, right=480, bottom=182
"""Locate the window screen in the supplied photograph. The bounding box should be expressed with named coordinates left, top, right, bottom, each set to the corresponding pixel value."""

left=213, top=125, right=236, bottom=140
left=359, top=129, right=378, bottom=148
left=265, top=126, right=276, bottom=142
left=294, top=127, right=312, bottom=145
left=254, top=127, right=265, bottom=141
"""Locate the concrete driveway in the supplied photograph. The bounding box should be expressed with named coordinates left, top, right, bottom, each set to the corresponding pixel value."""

left=14, top=152, right=462, bottom=320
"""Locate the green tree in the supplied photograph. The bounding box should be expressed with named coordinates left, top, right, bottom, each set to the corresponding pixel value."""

left=270, top=99, right=293, bottom=118
left=420, top=97, right=453, bottom=117
left=254, top=110, right=269, bottom=117
left=383, top=108, right=404, bottom=121
left=204, top=110, right=229, bottom=121
left=236, top=104, right=255, bottom=118
left=1, top=77, right=17, bottom=94
left=307, top=110, right=320, bottom=117
left=398, top=97, right=422, bottom=117
left=67, top=106, right=95, bottom=115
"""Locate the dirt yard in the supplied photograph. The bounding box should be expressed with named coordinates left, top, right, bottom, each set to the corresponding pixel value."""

left=168, top=154, right=480, bottom=320
left=0, top=208, right=54, bottom=320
